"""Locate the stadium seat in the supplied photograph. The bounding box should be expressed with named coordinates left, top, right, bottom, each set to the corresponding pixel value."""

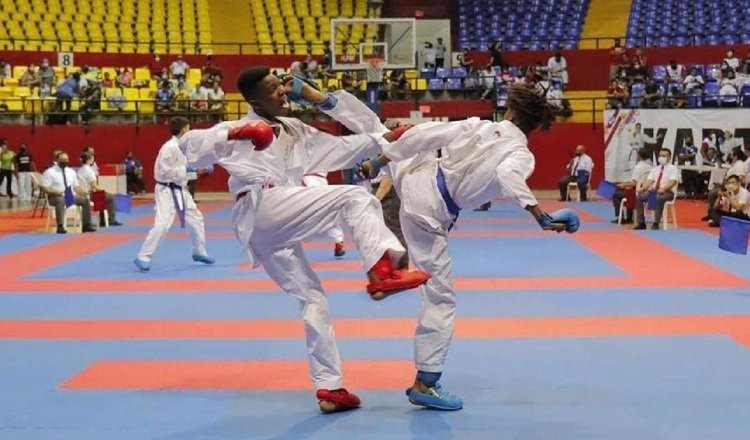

left=741, top=85, right=750, bottom=108
left=702, top=82, right=721, bottom=107
left=629, top=82, right=645, bottom=108
left=428, top=78, right=445, bottom=90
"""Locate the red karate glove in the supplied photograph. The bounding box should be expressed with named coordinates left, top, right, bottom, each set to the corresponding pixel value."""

left=228, top=121, right=274, bottom=151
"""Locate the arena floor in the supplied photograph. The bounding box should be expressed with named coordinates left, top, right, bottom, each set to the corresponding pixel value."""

left=1, top=197, right=750, bottom=439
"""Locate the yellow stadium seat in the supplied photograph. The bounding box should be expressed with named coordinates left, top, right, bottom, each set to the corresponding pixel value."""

left=13, top=66, right=28, bottom=79
left=15, top=87, right=32, bottom=98
left=122, top=88, right=138, bottom=111
left=3, top=98, right=24, bottom=112
left=187, top=69, right=202, bottom=85
left=134, top=68, right=150, bottom=81
left=0, top=87, right=12, bottom=99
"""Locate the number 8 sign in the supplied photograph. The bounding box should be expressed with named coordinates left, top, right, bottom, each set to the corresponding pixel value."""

left=57, top=52, right=74, bottom=68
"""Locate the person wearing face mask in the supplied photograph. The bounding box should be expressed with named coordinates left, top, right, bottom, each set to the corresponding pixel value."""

left=40, top=152, right=96, bottom=233
left=613, top=148, right=652, bottom=224
left=77, top=152, right=122, bottom=227
left=634, top=148, right=679, bottom=230
left=708, top=174, right=750, bottom=227
left=704, top=147, right=747, bottom=222
left=559, top=144, right=593, bottom=201
left=546, top=51, right=568, bottom=88
left=723, top=49, right=740, bottom=72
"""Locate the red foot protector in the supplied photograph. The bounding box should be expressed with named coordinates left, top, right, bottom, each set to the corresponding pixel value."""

left=366, top=255, right=430, bottom=301
left=316, top=388, right=361, bottom=414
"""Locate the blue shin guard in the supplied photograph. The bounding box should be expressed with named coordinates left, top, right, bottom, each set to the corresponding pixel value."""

left=405, top=371, right=463, bottom=411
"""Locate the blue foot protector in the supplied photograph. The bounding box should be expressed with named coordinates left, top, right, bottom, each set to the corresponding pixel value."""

left=192, top=254, right=215, bottom=265
left=405, top=372, right=463, bottom=411
left=133, top=258, right=150, bottom=271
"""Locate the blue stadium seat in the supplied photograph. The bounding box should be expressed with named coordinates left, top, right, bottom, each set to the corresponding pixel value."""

left=421, top=69, right=436, bottom=79
left=652, top=65, right=667, bottom=83
left=741, top=85, right=750, bottom=108
left=435, top=68, right=450, bottom=79
left=630, top=83, right=646, bottom=108
left=446, top=78, right=463, bottom=90
left=451, top=67, right=467, bottom=78
left=428, top=78, right=445, bottom=90
left=702, top=82, right=721, bottom=107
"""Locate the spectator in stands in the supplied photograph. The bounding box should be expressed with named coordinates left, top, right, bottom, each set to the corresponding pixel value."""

left=558, top=145, right=593, bottom=201
left=190, top=85, right=208, bottom=111
left=457, top=49, right=474, bottom=75
left=39, top=59, right=55, bottom=88
left=704, top=146, right=747, bottom=222
left=629, top=60, right=648, bottom=85
left=607, top=78, right=628, bottom=109
left=743, top=49, right=750, bottom=74
left=101, top=72, right=114, bottom=88
left=202, top=55, right=222, bottom=84
left=388, top=70, right=410, bottom=100
left=306, top=55, right=319, bottom=79
left=666, top=60, right=684, bottom=83
left=77, top=152, right=122, bottom=227
left=479, top=65, right=496, bottom=100
left=54, top=72, right=80, bottom=112
left=721, top=130, right=744, bottom=158
left=207, top=81, right=225, bottom=113
left=609, top=38, right=626, bottom=79
left=683, top=67, right=704, bottom=93
left=19, top=64, right=40, bottom=89
left=613, top=148, right=652, bottom=224
left=170, top=55, right=189, bottom=81
left=723, top=48, right=740, bottom=72
left=0, top=59, right=9, bottom=85
left=434, top=37, right=447, bottom=69
left=322, top=44, right=332, bottom=69
left=40, top=152, right=96, bottom=234
left=616, top=53, right=632, bottom=82
left=173, top=79, right=193, bottom=111
left=116, top=67, right=133, bottom=88
left=341, top=71, right=357, bottom=95
left=149, top=54, right=164, bottom=80
left=633, top=48, right=647, bottom=68
left=290, top=61, right=304, bottom=78
left=702, top=144, right=722, bottom=166
left=155, top=81, right=175, bottom=112
left=678, top=137, right=700, bottom=197
left=546, top=52, right=568, bottom=88
left=708, top=174, right=750, bottom=226
left=640, top=80, right=661, bottom=109
left=124, top=151, right=144, bottom=194
left=719, top=70, right=740, bottom=104
left=0, top=140, right=15, bottom=198
left=488, top=41, right=505, bottom=68
left=634, top=148, right=678, bottom=230
left=422, top=42, right=437, bottom=70
left=79, top=85, right=102, bottom=125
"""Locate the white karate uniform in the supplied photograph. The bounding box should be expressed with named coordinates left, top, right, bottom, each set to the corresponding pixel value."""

left=179, top=90, right=405, bottom=390
left=380, top=118, right=538, bottom=373
left=136, top=136, right=208, bottom=262
left=301, top=173, right=345, bottom=243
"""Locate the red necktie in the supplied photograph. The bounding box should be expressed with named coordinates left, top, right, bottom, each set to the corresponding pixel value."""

left=654, top=166, right=664, bottom=191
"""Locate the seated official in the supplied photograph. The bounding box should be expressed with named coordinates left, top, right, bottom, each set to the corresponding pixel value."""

left=559, top=144, right=593, bottom=201
left=123, top=151, right=145, bottom=194
left=40, top=152, right=96, bottom=234
left=704, top=147, right=747, bottom=222
left=77, top=152, right=122, bottom=227
left=635, top=148, right=679, bottom=230
left=708, top=174, right=750, bottom=226
left=612, top=148, right=652, bottom=224
left=677, top=136, right=701, bottom=197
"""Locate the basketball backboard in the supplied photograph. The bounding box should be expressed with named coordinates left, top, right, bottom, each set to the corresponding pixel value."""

left=330, top=18, right=417, bottom=70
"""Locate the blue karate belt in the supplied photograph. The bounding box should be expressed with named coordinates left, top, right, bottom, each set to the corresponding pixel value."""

left=436, top=166, right=461, bottom=229
left=157, top=181, right=186, bottom=228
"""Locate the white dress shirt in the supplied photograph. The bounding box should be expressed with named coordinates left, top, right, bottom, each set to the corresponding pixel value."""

left=646, top=164, right=679, bottom=190
left=631, top=160, right=653, bottom=186
left=569, top=153, right=594, bottom=176
left=41, top=165, right=78, bottom=193
left=77, top=163, right=98, bottom=193
left=727, top=159, right=747, bottom=179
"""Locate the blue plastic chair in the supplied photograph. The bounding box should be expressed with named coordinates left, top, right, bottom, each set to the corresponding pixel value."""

left=428, top=78, right=445, bottom=91
left=703, top=82, right=721, bottom=107
left=630, top=83, right=646, bottom=108
left=446, top=78, right=463, bottom=90
left=741, top=85, right=750, bottom=108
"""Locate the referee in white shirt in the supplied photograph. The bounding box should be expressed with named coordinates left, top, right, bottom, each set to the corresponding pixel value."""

left=559, top=144, right=593, bottom=201
left=40, top=152, right=96, bottom=234
left=635, top=148, right=679, bottom=230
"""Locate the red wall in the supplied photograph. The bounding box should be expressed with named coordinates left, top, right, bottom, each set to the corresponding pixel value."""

left=383, top=0, right=452, bottom=18
left=4, top=43, right=748, bottom=92
left=1, top=122, right=602, bottom=191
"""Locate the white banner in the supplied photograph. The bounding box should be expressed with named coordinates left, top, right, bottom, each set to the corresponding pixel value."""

left=603, top=109, right=750, bottom=182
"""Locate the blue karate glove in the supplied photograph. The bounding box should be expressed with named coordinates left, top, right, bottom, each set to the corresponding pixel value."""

left=186, top=166, right=198, bottom=173
left=204, top=165, right=214, bottom=174
left=359, top=156, right=385, bottom=180
left=549, top=208, right=580, bottom=233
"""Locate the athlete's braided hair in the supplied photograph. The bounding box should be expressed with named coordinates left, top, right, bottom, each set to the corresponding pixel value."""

left=506, top=83, right=556, bottom=135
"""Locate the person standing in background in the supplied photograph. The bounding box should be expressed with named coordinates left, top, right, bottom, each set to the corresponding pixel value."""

left=435, top=38, right=447, bottom=69
left=14, top=143, right=36, bottom=201
left=0, top=140, right=16, bottom=198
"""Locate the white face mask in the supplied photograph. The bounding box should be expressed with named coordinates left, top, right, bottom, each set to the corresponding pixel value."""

left=658, top=156, right=668, bottom=165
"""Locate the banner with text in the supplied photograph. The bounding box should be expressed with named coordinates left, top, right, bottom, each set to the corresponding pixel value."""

left=603, top=109, right=750, bottom=182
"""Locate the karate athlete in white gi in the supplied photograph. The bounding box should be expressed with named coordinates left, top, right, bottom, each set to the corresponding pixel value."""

left=177, top=67, right=430, bottom=414
left=360, top=84, right=581, bottom=410
left=134, top=117, right=215, bottom=271
left=301, top=172, right=347, bottom=257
